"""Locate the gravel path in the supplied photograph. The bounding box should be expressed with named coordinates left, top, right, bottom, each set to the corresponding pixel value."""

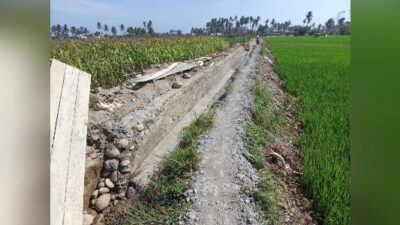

left=183, top=43, right=261, bottom=225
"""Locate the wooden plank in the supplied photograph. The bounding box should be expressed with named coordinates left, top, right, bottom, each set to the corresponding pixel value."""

left=50, top=61, right=91, bottom=225
left=133, top=62, right=178, bottom=83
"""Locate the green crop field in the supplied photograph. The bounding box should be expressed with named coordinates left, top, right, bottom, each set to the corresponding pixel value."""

left=50, top=36, right=228, bottom=88
left=224, top=35, right=252, bottom=46
left=267, top=36, right=350, bottom=224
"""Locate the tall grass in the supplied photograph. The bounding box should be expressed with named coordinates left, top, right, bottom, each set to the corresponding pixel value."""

left=268, top=36, right=350, bottom=224
left=51, top=36, right=228, bottom=88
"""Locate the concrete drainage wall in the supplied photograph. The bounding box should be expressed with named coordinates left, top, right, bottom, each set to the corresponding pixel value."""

left=83, top=45, right=246, bottom=221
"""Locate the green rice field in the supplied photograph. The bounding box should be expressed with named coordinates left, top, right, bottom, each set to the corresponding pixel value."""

left=268, top=36, right=350, bottom=224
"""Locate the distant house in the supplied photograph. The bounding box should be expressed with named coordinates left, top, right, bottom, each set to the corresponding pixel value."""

left=78, top=35, right=88, bottom=39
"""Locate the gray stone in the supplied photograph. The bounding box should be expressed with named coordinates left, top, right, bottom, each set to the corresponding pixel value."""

left=110, top=171, right=118, bottom=183
left=184, top=189, right=194, bottom=197
left=126, top=187, right=136, bottom=199
left=118, top=191, right=126, bottom=199
left=187, top=212, right=196, bottom=220
left=120, top=150, right=132, bottom=158
left=92, top=190, right=99, bottom=199
left=136, top=123, right=145, bottom=131
left=251, top=175, right=258, bottom=181
left=117, top=139, right=129, bottom=149
left=83, top=213, right=94, bottom=225
left=236, top=173, right=245, bottom=181
left=183, top=73, right=191, bottom=79
left=101, top=170, right=111, bottom=178
left=120, top=159, right=130, bottom=167
left=247, top=217, right=257, bottom=224
left=103, top=121, right=113, bottom=133
left=98, top=187, right=109, bottom=194
left=97, top=182, right=105, bottom=188
left=172, top=80, right=183, bottom=89
left=95, top=194, right=111, bottom=212
left=90, top=134, right=100, bottom=142
left=87, top=209, right=97, bottom=219
left=119, top=167, right=131, bottom=174
left=117, top=178, right=128, bottom=186
left=104, top=147, right=120, bottom=159
left=93, top=213, right=104, bottom=225
left=90, top=199, right=96, bottom=206
left=104, top=159, right=119, bottom=171
left=105, top=178, right=115, bottom=189
left=285, top=215, right=291, bottom=223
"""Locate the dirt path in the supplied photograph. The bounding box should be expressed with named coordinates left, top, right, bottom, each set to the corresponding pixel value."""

left=182, top=44, right=261, bottom=225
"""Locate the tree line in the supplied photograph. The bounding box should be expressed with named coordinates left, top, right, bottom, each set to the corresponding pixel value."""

left=191, top=11, right=350, bottom=36
left=50, top=20, right=156, bottom=38
left=51, top=11, right=351, bottom=38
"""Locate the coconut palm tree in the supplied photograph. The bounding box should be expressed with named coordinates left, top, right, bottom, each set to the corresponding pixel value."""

left=70, top=26, right=77, bottom=37
left=143, top=21, right=147, bottom=33
left=62, top=24, right=69, bottom=38
left=97, top=22, right=102, bottom=32
left=325, top=18, right=335, bottom=34
left=111, top=26, right=117, bottom=36
left=147, top=20, right=155, bottom=35
left=306, top=11, right=313, bottom=24
left=103, top=24, right=109, bottom=35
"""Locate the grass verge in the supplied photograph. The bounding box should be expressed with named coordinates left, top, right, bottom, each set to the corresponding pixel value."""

left=243, top=77, right=284, bottom=224
left=122, top=108, right=217, bottom=224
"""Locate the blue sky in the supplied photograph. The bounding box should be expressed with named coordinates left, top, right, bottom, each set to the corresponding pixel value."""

left=51, top=0, right=350, bottom=33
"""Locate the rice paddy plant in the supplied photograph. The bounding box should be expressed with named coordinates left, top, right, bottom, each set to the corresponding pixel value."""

left=267, top=36, right=350, bottom=225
